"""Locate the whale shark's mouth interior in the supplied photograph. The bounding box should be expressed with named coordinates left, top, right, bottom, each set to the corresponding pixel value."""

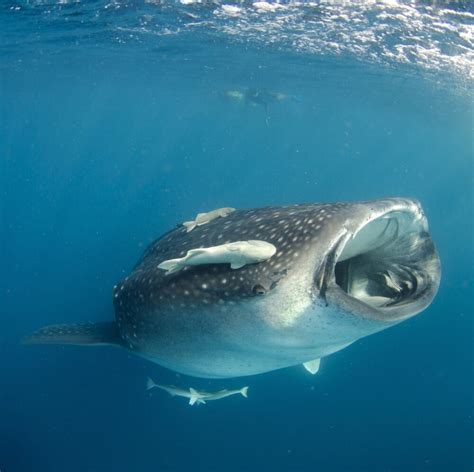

left=334, top=210, right=439, bottom=315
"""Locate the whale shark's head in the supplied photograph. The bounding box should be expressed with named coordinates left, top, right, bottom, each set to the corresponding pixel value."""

left=312, top=198, right=440, bottom=324
left=113, top=197, right=441, bottom=378
left=195, top=197, right=440, bottom=371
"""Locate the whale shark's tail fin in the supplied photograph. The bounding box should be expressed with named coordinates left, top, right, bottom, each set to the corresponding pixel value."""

left=22, top=322, right=121, bottom=346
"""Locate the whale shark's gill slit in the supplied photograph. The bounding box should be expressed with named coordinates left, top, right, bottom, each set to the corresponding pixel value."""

left=315, top=232, right=349, bottom=304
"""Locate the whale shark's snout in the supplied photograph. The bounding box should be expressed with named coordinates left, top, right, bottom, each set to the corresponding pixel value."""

left=24, top=198, right=441, bottom=379
left=314, top=198, right=440, bottom=324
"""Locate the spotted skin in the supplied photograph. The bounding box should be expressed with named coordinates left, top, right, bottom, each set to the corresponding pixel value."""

left=114, top=204, right=344, bottom=353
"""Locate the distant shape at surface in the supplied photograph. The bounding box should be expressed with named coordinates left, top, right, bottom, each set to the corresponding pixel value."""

left=24, top=199, right=441, bottom=379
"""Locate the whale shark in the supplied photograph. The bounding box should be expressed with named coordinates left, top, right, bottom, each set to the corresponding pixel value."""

left=24, top=198, right=441, bottom=379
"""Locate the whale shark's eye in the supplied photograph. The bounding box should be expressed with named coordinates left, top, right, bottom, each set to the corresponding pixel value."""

left=252, top=284, right=266, bottom=295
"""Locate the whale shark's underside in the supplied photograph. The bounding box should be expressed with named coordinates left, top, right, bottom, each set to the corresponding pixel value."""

left=24, top=198, right=441, bottom=379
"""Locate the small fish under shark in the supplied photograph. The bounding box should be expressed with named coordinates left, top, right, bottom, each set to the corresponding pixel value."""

left=146, top=377, right=248, bottom=405
left=24, top=198, right=441, bottom=379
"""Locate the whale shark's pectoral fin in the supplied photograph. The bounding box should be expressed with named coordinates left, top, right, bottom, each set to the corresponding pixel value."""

left=303, top=358, right=321, bottom=375
left=22, top=322, right=121, bottom=347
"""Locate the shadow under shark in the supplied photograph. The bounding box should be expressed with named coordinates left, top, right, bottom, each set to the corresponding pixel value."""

left=24, top=198, right=441, bottom=379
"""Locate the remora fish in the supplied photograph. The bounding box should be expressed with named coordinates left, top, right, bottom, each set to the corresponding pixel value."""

left=146, top=378, right=206, bottom=405
left=183, top=207, right=235, bottom=232
left=146, top=378, right=248, bottom=405
left=24, top=198, right=441, bottom=379
left=157, top=240, right=277, bottom=273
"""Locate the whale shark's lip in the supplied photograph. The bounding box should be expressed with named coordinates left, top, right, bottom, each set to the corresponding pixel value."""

left=316, top=198, right=441, bottom=323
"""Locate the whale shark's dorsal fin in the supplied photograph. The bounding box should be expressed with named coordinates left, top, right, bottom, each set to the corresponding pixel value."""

left=21, top=322, right=121, bottom=347
left=303, top=358, right=321, bottom=375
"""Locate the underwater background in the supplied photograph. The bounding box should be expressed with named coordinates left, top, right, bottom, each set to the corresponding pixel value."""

left=1, top=1, right=473, bottom=471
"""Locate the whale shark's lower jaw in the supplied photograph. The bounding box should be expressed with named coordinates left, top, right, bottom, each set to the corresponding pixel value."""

left=322, top=199, right=441, bottom=323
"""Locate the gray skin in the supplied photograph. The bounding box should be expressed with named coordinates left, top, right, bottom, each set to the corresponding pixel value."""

left=24, top=198, right=441, bottom=379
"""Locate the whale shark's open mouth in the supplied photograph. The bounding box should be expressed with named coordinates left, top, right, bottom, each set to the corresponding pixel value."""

left=330, top=206, right=440, bottom=321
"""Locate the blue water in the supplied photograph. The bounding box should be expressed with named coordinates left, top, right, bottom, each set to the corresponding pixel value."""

left=1, top=1, right=473, bottom=471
